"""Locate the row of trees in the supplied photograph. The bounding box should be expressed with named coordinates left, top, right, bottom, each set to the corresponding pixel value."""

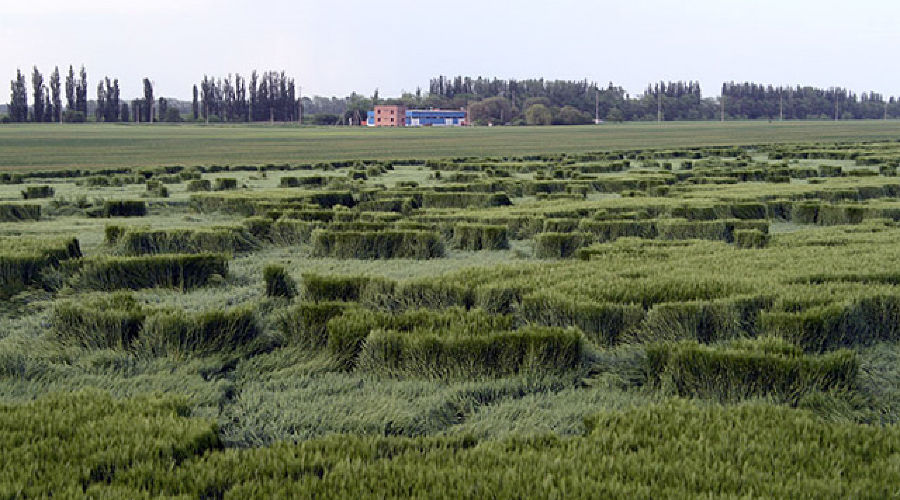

left=8, top=66, right=89, bottom=122
left=422, top=76, right=900, bottom=124
left=192, top=71, right=298, bottom=122
left=720, top=83, right=897, bottom=120
left=9, top=68, right=900, bottom=124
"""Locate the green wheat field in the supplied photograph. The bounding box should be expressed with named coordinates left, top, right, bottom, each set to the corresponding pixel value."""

left=2, top=121, right=900, bottom=498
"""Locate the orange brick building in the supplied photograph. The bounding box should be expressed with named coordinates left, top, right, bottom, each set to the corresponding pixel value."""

left=372, top=105, right=407, bottom=127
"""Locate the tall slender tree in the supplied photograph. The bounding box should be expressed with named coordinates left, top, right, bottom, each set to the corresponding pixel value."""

left=108, top=78, right=120, bottom=122
left=31, top=67, right=44, bottom=122
left=50, top=67, right=62, bottom=123
left=75, top=66, right=88, bottom=115
left=142, top=78, right=153, bottom=122
left=95, top=82, right=106, bottom=121
left=192, top=84, right=199, bottom=120
left=65, top=65, right=75, bottom=114
left=9, top=70, right=28, bottom=122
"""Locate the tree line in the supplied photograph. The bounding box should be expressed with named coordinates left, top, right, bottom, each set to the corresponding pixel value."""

left=193, top=71, right=297, bottom=123
left=416, top=75, right=900, bottom=125
left=6, top=67, right=301, bottom=124
left=8, top=67, right=900, bottom=125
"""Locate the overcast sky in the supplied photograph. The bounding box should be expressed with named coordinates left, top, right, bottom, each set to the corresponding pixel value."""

left=2, top=0, right=899, bottom=100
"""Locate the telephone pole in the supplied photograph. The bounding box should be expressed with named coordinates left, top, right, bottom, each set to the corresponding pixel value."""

left=595, top=89, right=599, bottom=124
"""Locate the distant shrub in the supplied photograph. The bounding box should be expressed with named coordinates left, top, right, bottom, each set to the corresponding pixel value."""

left=51, top=293, right=147, bottom=349
left=327, top=307, right=517, bottom=369
left=213, top=178, right=238, bottom=191
left=301, top=273, right=376, bottom=302
left=817, top=204, right=866, bottom=226
left=521, top=293, right=644, bottom=346
left=270, top=220, right=321, bottom=245
left=577, top=220, right=655, bottom=243
left=534, top=232, right=591, bottom=258
left=21, top=185, right=54, bottom=199
left=636, top=296, right=771, bottom=344
left=0, top=236, right=81, bottom=297
left=358, top=325, right=584, bottom=379
left=117, top=227, right=258, bottom=255
left=656, top=220, right=729, bottom=241
left=187, top=179, right=212, bottom=192
left=78, top=253, right=227, bottom=291
left=263, top=264, right=297, bottom=298
left=311, top=230, right=445, bottom=259
left=137, top=306, right=260, bottom=357
left=103, top=200, right=147, bottom=217
left=422, top=192, right=511, bottom=209
left=451, top=223, right=509, bottom=250
left=0, top=203, right=41, bottom=221
left=276, top=301, right=347, bottom=349
left=645, top=338, right=857, bottom=403
left=734, top=229, right=770, bottom=249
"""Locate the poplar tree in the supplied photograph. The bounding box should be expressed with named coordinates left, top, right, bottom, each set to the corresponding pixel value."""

left=50, top=67, right=62, bottom=123
left=9, top=70, right=28, bottom=122
left=192, top=85, right=199, bottom=120
left=32, top=67, right=44, bottom=122
left=142, top=78, right=153, bottom=122
left=65, top=65, right=75, bottom=113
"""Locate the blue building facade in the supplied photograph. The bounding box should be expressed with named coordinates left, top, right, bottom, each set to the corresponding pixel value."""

left=367, top=108, right=467, bottom=127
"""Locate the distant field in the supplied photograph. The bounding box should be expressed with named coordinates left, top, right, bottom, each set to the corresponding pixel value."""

left=1, top=120, right=900, bottom=170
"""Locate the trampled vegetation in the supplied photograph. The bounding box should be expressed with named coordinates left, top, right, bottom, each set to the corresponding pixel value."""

left=3, top=136, right=900, bottom=496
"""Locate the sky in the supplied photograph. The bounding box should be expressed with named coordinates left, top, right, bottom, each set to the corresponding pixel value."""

left=2, top=0, right=899, bottom=100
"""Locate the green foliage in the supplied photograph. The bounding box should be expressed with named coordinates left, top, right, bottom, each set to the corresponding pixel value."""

left=645, top=338, right=858, bottom=403
left=214, top=178, right=239, bottom=191
left=263, top=264, right=297, bottom=298
left=52, top=293, right=260, bottom=356
left=451, top=223, right=509, bottom=250
left=521, top=293, right=644, bottom=346
left=187, top=179, right=212, bottom=191
left=534, top=232, right=591, bottom=258
left=0, top=391, right=219, bottom=498
left=51, top=293, right=147, bottom=349
left=0, top=236, right=81, bottom=296
left=276, top=301, right=347, bottom=348
left=0, top=203, right=41, bottom=221
left=734, top=228, right=770, bottom=248
left=16, top=397, right=898, bottom=498
left=421, top=191, right=511, bottom=209
left=77, top=253, right=227, bottom=291
left=21, top=185, right=54, bottom=199
left=137, top=306, right=261, bottom=357
left=326, top=307, right=516, bottom=369
left=103, top=200, right=147, bottom=217
left=116, top=227, right=259, bottom=255
left=311, top=229, right=445, bottom=259
left=358, top=326, right=584, bottom=379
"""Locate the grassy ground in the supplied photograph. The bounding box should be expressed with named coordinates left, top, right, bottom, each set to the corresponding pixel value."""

left=3, top=136, right=900, bottom=496
left=2, top=120, right=900, bottom=170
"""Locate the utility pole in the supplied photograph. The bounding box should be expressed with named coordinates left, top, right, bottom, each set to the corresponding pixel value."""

left=595, top=89, right=599, bottom=124
left=298, top=86, right=302, bottom=125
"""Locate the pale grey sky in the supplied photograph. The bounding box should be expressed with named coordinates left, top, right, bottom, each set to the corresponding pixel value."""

left=3, top=0, right=899, bottom=100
